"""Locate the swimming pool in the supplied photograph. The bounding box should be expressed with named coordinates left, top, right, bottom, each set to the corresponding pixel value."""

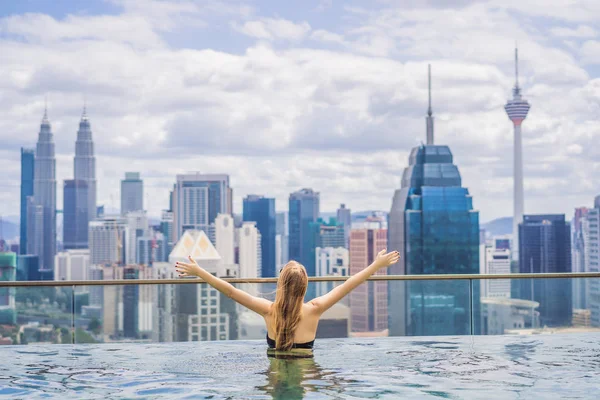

left=1, top=334, right=598, bottom=399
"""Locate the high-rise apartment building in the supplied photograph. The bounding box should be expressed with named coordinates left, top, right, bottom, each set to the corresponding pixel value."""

left=583, top=203, right=600, bottom=327
left=336, top=204, right=352, bottom=248
left=289, top=189, right=319, bottom=276
left=349, top=228, right=388, bottom=335
left=572, top=207, right=589, bottom=310
left=54, top=249, right=90, bottom=281
left=33, top=107, right=57, bottom=275
left=482, top=245, right=511, bottom=298
left=504, top=48, right=531, bottom=261
left=276, top=212, right=288, bottom=270
left=125, top=211, right=149, bottom=265
left=20, top=148, right=35, bottom=254
left=388, top=66, right=480, bottom=336
left=243, top=195, right=276, bottom=277
left=160, top=211, right=174, bottom=261
left=120, top=172, right=143, bottom=216
left=519, top=214, right=572, bottom=327
left=136, top=233, right=164, bottom=266
left=63, top=180, right=89, bottom=250
left=315, top=247, right=349, bottom=297
left=88, top=217, right=128, bottom=265
left=74, top=106, right=97, bottom=225
left=238, top=221, right=261, bottom=279
left=172, top=174, right=232, bottom=241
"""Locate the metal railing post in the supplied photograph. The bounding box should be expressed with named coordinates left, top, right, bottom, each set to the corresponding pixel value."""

left=469, top=278, right=474, bottom=336
left=71, top=285, right=75, bottom=344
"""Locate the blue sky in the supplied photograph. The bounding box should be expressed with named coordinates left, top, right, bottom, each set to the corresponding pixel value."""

left=0, top=0, right=599, bottom=225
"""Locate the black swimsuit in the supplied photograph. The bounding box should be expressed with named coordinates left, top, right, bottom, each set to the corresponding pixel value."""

left=266, top=334, right=315, bottom=349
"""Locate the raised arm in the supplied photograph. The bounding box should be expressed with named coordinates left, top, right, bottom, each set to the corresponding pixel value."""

left=175, top=256, right=272, bottom=316
left=309, top=249, right=400, bottom=315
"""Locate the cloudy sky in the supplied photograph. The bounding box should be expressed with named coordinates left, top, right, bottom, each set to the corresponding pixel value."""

left=1, top=0, right=599, bottom=223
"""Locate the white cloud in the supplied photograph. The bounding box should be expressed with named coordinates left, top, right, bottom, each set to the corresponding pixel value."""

left=0, top=0, right=599, bottom=226
left=580, top=40, right=600, bottom=65
left=233, top=18, right=311, bottom=41
left=550, top=25, right=597, bottom=38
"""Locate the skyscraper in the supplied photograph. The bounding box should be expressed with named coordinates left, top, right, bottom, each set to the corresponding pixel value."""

left=63, top=180, right=89, bottom=250
left=349, top=228, right=388, bottom=335
left=74, top=105, right=97, bottom=226
left=572, top=207, right=589, bottom=310
left=504, top=47, right=531, bottom=261
left=20, top=148, right=35, bottom=255
left=172, top=173, right=232, bottom=241
left=583, top=201, right=600, bottom=327
left=89, top=217, right=127, bottom=265
left=123, top=266, right=139, bottom=338
left=519, top=214, right=572, bottom=327
left=276, top=212, right=288, bottom=270
left=289, top=188, right=320, bottom=276
left=238, top=221, right=261, bottom=279
left=160, top=210, right=174, bottom=261
left=388, top=65, right=480, bottom=336
left=243, top=195, right=276, bottom=277
left=215, top=214, right=235, bottom=265
left=336, top=204, right=352, bottom=248
left=125, top=210, right=149, bottom=265
left=33, top=107, right=57, bottom=275
left=121, top=172, right=143, bottom=216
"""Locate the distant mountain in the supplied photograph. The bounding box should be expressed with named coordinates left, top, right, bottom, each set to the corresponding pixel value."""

left=0, top=219, right=19, bottom=241
left=482, top=217, right=512, bottom=237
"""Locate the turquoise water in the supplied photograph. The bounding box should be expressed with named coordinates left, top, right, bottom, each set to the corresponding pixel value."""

left=0, top=334, right=599, bottom=399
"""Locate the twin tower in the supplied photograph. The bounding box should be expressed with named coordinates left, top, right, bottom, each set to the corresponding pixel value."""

left=27, top=104, right=97, bottom=274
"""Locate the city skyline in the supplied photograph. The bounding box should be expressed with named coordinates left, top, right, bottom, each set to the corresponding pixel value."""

left=1, top=1, right=599, bottom=224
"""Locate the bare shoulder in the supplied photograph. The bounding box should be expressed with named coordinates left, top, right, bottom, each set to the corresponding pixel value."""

left=303, top=300, right=322, bottom=315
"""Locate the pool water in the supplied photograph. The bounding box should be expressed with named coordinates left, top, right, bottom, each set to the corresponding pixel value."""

left=1, top=334, right=599, bottom=399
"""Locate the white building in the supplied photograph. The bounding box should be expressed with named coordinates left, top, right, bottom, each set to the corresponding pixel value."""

left=89, top=217, right=127, bottom=265
left=315, top=247, right=349, bottom=297
left=482, top=297, right=539, bottom=335
left=479, top=236, right=511, bottom=299
left=215, top=214, right=234, bottom=265
left=54, top=249, right=90, bottom=281
left=238, top=221, right=261, bottom=279
left=483, top=247, right=511, bottom=298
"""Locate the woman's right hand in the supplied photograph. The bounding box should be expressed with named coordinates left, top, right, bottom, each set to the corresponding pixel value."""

left=373, top=249, right=400, bottom=269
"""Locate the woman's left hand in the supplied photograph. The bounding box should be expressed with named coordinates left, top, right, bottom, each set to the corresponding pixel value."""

left=175, top=255, right=202, bottom=278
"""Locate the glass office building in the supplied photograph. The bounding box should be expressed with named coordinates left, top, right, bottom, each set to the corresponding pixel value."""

left=389, top=145, right=480, bottom=336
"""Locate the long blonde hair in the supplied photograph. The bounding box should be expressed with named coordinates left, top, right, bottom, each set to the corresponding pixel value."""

left=271, top=261, right=308, bottom=351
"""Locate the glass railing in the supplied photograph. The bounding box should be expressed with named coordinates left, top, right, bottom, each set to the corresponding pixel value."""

left=1, top=273, right=599, bottom=345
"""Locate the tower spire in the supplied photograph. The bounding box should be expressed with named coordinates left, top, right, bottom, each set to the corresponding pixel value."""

left=513, top=45, right=521, bottom=97
left=82, top=96, right=88, bottom=121
left=42, top=96, right=49, bottom=124
left=426, top=64, right=434, bottom=145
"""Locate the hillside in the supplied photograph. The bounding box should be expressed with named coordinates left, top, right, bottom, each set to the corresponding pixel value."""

left=482, top=217, right=512, bottom=237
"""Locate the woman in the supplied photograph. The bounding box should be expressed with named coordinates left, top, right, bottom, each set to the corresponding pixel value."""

left=175, top=249, right=400, bottom=351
